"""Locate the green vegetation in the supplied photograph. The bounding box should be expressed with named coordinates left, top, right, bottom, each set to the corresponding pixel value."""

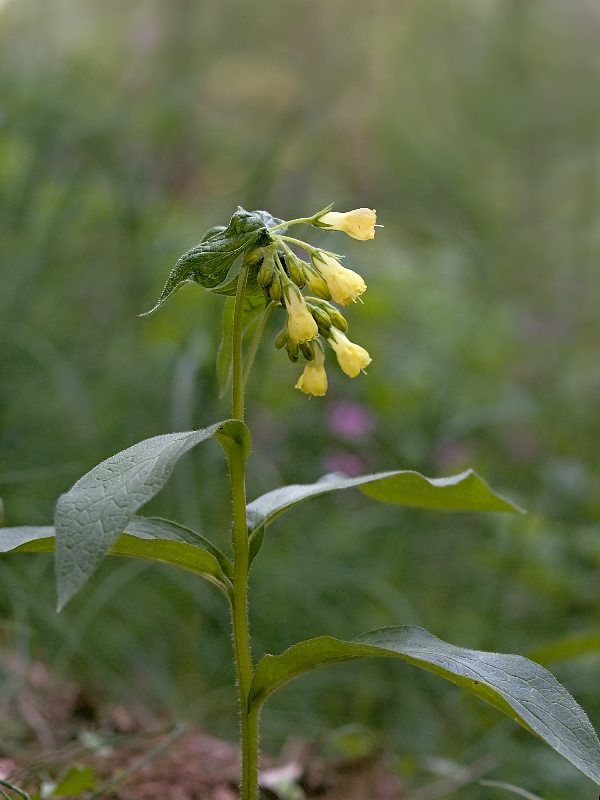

left=1, top=2, right=600, bottom=797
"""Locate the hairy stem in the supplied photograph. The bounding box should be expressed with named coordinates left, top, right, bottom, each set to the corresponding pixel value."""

left=268, top=216, right=314, bottom=233
left=230, top=252, right=258, bottom=800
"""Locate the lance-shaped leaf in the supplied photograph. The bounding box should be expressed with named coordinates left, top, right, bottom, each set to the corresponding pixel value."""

left=54, top=419, right=247, bottom=609
left=0, top=518, right=231, bottom=595
left=246, top=468, right=522, bottom=533
left=250, top=626, right=600, bottom=786
left=141, top=207, right=279, bottom=315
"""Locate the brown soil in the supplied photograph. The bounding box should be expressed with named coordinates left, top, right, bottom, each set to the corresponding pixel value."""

left=0, top=656, right=406, bottom=799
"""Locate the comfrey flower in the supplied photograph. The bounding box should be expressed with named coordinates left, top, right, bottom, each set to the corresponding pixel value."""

left=328, top=328, right=371, bottom=378
left=312, top=253, right=366, bottom=306
left=254, top=202, right=379, bottom=395
left=317, top=208, right=377, bottom=240
left=295, top=345, right=327, bottom=397
left=284, top=285, right=319, bottom=344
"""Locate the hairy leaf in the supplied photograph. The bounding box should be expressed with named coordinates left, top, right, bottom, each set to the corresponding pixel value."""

left=54, top=420, right=245, bottom=609
left=246, top=468, right=522, bottom=532
left=250, top=626, right=600, bottom=785
left=141, top=207, right=277, bottom=315
left=1, top=519, right=231, bottom=595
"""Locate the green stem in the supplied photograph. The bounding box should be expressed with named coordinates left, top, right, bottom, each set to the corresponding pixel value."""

left=231, top=256, right=250, bottom=420
left=243, top=302, right=274, bottom=390
left=278, top=234, right=319, bottom=255
left=229, top=252, right=259, bottom=800
left=268, top=216, right=315, bottom=233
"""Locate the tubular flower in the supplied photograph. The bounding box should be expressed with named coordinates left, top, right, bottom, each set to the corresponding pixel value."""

left=313, top=253, right=367, bottom=306
left=295, top=346, right=328, bottom=397
left=318, top=208, right=377, bottom=240
left=329, top=328, right=371, bottom=378
left=284, top=285, right=318, bottom=344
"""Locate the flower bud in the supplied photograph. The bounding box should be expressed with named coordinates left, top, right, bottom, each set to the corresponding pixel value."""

left=329, top=328, right=371, bottom=378
left=295, top=345, right=328, bottom=397
left=318, top=208, right=377, bottom=240
left=257, top=257, right=274, bottom=288
left=305, top=266, right=331, bottom=300
left=286, top=339, right=299, bottom=362
left=269, top=273, right=283, bottom=304
left=274, top=327, right=288, bottom=350
left=300, top=340, right=315, bottom=361
left=284, top=285, right=319, bottom=344
left=285, top=252, right=307, bottom=288
left=324, top=305, right=348, bottom=333
left=312, top=253, right=367, bottom=306
left=307, top=304, right=332, bottom=331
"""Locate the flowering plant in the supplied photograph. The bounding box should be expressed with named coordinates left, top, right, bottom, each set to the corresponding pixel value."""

left=2, top=204, right=600, bottom=799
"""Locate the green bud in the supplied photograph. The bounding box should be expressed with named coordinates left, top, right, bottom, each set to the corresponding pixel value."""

left=313, top=299, right=348, bottom=332
left=257, top=258, right=274, bottom=288
left=308, top=304, right=332, bottom=330
left=274, top=327, right=288, bottom=350
left=300, top=340, right=315, bottom=361
left=327, top=306, right=348, bottom=333
left=269, top=273, right=283, bottom=304
left=305, top=266, right=331, bottom=300
left=286, top=339, right=299, bottom=362
left=285, top=251, right=307, bottom=289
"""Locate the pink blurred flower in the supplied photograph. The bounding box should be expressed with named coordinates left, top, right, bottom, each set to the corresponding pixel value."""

left=328, top=401, right=375, bottom=440
left=323, top=451, right=366, bottom=477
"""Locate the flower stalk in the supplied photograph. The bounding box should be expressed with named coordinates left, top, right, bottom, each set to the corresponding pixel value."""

left=225, top=205, right=377, bottom=798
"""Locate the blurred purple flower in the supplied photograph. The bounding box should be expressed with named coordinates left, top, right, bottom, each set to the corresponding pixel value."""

left=328, top=401, right=375, bottom=440
left=323, top=451, right=366, bottom=477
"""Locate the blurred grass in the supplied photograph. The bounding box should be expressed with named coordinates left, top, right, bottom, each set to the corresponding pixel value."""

left=1, top=0, right=600, bottom=796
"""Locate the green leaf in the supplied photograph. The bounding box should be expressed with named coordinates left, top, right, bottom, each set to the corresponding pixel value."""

left=141, top=207, right=276, bottom=315
left=528, top=631, right=600, bottom=665
left=54, top=421, right=242, bottom=609
left=124, top=515, right=233, bottom=578
left=250, top=626, right=600, bottom=786
left=246, top=468, right=523, bottom=533
left=0, top=519, right=231, bottom=595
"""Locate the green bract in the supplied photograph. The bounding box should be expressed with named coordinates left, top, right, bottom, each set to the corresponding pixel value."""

left=141, top=207, right=283, bottom=315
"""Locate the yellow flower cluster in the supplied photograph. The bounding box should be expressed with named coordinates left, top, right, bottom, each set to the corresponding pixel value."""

left=261, top=206, right=377, bottom=397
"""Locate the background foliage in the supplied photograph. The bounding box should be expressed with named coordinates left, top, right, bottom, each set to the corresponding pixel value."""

left=1, top=1, right=599, bottom=796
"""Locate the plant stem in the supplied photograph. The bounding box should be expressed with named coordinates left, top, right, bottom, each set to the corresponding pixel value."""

left=243, top=302, right=274, bottom=390
left=230, top=252, right=259, bottom=800
left=278, top=234, right=319, bottom=255
left=268, top=216, right=314, bottom=233
left=232, top=257, right=250, bottom=421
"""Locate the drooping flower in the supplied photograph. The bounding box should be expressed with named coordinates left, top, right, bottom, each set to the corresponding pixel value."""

left=295, top=346, right=328, bottom=397
left=284, top=285, right=318, bottom=344
left=329, top=328, right=371, bottom=378
left=318, top=208, right=377, bottom=240
left=313, top=253, right=367, bottom=306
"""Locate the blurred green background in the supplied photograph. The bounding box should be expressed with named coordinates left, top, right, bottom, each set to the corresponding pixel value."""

left=1, top=0, right=599, bottom=796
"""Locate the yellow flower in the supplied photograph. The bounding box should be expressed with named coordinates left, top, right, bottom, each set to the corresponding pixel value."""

left=319, top=208, right=377, bottom=240
left=313, top=253, right=367, bottom=306
left=284, top=286, right=318, bottom=344
left=329, top=328, right=371, bottom=378
left=295, top=347, right=328, bottom=397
